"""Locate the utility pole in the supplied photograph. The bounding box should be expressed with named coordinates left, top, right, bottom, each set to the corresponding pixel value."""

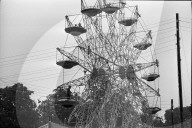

left=176, top=13, right=183, bottom=128
left=171, top=99, right=174, bottom=128
left=191, top=3, right=192, bottom=128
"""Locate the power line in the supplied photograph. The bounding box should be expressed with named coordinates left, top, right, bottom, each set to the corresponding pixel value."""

left=0, top=75, right=81, bottom=97
left=155, top=35, right=175, bottom=42
left=0, top=45, right=76, bottom=60
left=155, top=44, right=176, bottom=50
left=140, top=18, right=175, bottom=28
left=179, top=17, right=192, bottom=21
left=180, top=29, right=190, bottom=106
left=0, top=67, right=59, bottom=78
left=15, top=70, right=81, bottom=82
left=0, top=66, right=77, bottom=79
left=155, top=39, right=176, bottom=46
left=140, top=47, right=176, bottom=59
left=0, top=51, right=56, bottom=64
left=180, top=26, right=191, bottom=29
left=180, top=20, right=191, bottom=24
left=0, top=47, right=56, bottom=60
left=0, top=66, right=81, bottom=83
left=137, top=20, right=175, bottom=31
left=0, top=35, right=176, bottom=68
left=137, top=27, right=176, bottom=37
left=0, top=55, right=56, bottom=68
left=0, top=77, right=53, bottom=94
left=181, top=28, right=191, bottom=33
left=0, top=51, right=79, bottom=67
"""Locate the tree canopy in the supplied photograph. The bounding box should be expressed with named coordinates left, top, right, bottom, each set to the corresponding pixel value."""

left=36, top=86, right=78, bottom=127
left=164, top=105, right=191, bottom=126
left=0, top=83, right=39, bottom=128
left=150, top=105, right=191, bottom=127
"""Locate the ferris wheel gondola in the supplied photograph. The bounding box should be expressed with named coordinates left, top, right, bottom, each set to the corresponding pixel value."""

left=134, top=30, right=152, bottom=50
left=81, top=8, right=102, bottom=17
left=65, top=26, right=87, bottom=36
left=55, top=85, right=79, bottom=108
left=133, top=42, right=152, bottom=50
left=56, top=60, right=79, bottom=69
left=81, top=0, right=102, bottom=17
left=101, top=3, right=120, bottom=14
left=147, top=107, right=161, bottom=114
left=57, top=98, right=78, bottom=108
left=142, top=73, right=160, bottom=81
left=118, top=18, right=138, bottom=26
left=64, top=16, right=87, bottom=36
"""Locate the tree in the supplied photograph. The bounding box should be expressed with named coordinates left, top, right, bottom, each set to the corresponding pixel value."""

left=36, top=94, right=62, bottom=127
left=0, top=83, right=39, bottom=128
left=53, top=86, right=77, bottom=126
left=152, top=117, right=164, bottom=127
left=36, top=86, right=79, bottom=127
left=164, top=105, right=191, bottom=126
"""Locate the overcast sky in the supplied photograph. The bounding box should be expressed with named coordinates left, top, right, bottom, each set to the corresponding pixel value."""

left=0, top=0, right=191, bottom=118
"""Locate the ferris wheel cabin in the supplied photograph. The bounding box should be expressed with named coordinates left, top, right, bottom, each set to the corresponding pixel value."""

left=57, top=98, right=77, bottom=108
left=101, top=4, right=120, bottom=14
left=141, top=73, right=160, bottom=81
left=56, top=60, right=79, bottom=69
left=133, top=42, right=152, bottom=50
left=148, top=107, right=161, bottom=114
left=81, top=7, right=102, bottom=17
left=65, top=26, right=87, bottom=36
left=118, top=18, right=137, bottom=26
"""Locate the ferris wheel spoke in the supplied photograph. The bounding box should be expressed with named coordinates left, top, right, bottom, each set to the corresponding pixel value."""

left=136, top=78, right=160, bottom=96
left=84, top=16, right=118, bottom=59
left=57, top=47, right=92, bottom=72
left=58, top=75, right=90, bottom=88
left=77, top=45, right=120, bottom=68
left=133, top=59, right=159, bottom=72
left=65, top=15, right=89, bottom=54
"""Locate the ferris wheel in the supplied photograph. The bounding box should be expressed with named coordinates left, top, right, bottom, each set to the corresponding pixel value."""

left=55, top=0, right=161, bottom=127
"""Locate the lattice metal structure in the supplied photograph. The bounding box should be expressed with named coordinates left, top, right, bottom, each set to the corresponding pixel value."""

left=56, top=0, right=161, bottom=127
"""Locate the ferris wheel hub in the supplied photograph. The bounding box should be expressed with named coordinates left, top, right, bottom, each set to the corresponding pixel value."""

left=126, top=65, right=136, bottom=81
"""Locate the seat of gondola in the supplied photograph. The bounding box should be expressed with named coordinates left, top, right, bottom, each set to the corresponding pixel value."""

left=81, top=8, right=102, bottom=17
left=56, top=98, right=78, bottom=108
left=148, top=107, right=161, bottom=114
left=141, top=73, right=160, bottom=81
left=118, top=18, right=137, bottom=26
left=101, top=4, right=120, bottom=14
left=65, top=26, right=86, bottom=36
left=56, top=60, right=79, bottom=69
left=133, top=42, right=152, bottom=50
